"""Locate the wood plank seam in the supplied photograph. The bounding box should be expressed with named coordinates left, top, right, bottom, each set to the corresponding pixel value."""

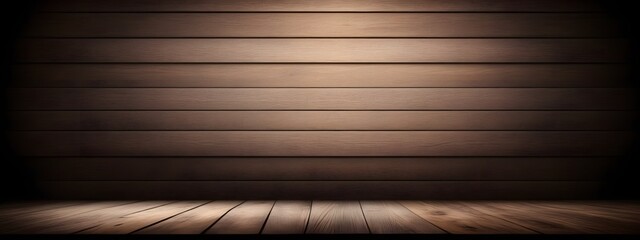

left=397, top=201, right=450, bottom=234
left=460, top=202, right=543, bottom=234
left=357, top=201, right=372, bottom=234
left=70, top=201, right=176, bottom=234
left=199, top=201, right=246, bottom=234
left=303, top=201, right=313, bottom=234
left=258, top=201, right=277, bottom=234
left=129, top=201, right=212, bottom=234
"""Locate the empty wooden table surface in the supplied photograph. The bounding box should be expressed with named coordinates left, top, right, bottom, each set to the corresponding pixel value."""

left=0, top=200, right=639, bottom=234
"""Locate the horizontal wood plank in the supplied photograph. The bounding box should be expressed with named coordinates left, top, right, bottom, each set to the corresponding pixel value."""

left=11, top=64, right=630, bottom=88
left=18, top=39, right=627, bottom=63
left=13, top=131, right=633, bottom=156
left=25, top=157, right=617, bottom=181
left=10, top=89, right=635, bottom=110
left=12, top=0, right=634, bottom=203
left=36, top=181, right=605, bottom=199
left=37, top=0, right=604, bottom=12
left=27, top=13, right=618, bottom=37
left=12, top=111, right=636, bottom=130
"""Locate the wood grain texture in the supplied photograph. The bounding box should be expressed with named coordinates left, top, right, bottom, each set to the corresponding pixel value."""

left=2, top=201, right=639, bottom=234
left=205, top=201, right=275, bottom=234
left=79, top=201, right=206, bottom=234
left=28, top=13, right=617, bottom=37
left=21, top=201, right=172, bottom=234
left=401, top=201, right=535, bottom=234
left=13, top=0, right=636, bottom=201
left=13, top=131, right=633, bottom=157
left=10, top=88, right=634, bottom=110
left=36, top=181, right=604, bottom=200
left=18, top=39, right=627, bottom=63
left=306, top=201, right=369, bottom=234
left=25, top=157, right=617, bottom=181
left=0, top=202, right=83, bottom=217
left=523, top=202, right=640, bottom=234
left=464, top=202, right=640, bottom=234
left=13, top=64, right=629, bottom=88
left=12, top=111, right=636, bottom=130
left=261, top=201, right=311, bottom=234
left=539, top=201, right=640, bottom=221
left=135, top=201, right=242, bottom=234
left=549, top=202, right=640, bottom=221
left=37, top=0, right=604, bottom=12
left=360, top=201, right=444, bottom=234
left=577, top=201, right=640, bottom=215
left=0, top=201, right=131, bottom=233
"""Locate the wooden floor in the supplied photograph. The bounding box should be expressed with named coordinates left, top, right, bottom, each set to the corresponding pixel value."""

left=1, top=201, right=639, bottom=234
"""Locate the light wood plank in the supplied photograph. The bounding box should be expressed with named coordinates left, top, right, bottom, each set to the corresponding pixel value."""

left=491, top=201, right=640, bottom=234
left=0, top=201, right=132, bottom=233
left=35, top=181, right=604, bottom=200
left=464, top=202, right=599, bottom=234
left=28, top=13, right=617, bottom=37
left=38, top=0, right=604, bottom=12
left=20, top=201, right=172, bottom=234
left=570, top=201, right=640, bottom=217
left=0, top=201, right=84, bottom=218
left=135, top=201, right=243, bottom=234
left=306, top=201, right=369, bottom=234
left=12, top=111, right=636, bottom=131
left=25, top=157, right=617, bottom=181
left=18, top=39, right=626, bottom=63
left=13, top=64, right=629, bottom=88
left=401, top=201, right=536, bottom=234
left=361, top=201, right=444, bottom=234
left=526, top=202, right=640, bottom=234
left=205, top=201, right=274, bottom=234
left=79, top=201, right=206, bottom=234
left=262, top=201, right=311, bottom=234
left=13, top=131, right=633, bottom=157
left=1, top=201, right=639, bottom=234
left=10, top=88, right=635, bottom=110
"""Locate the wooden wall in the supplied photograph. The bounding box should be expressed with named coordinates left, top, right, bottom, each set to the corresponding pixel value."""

left=9, top=0, right=637, bottom=199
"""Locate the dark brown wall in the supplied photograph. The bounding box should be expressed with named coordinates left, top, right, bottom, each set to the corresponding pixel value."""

left=7, top=0, right=638, bottom=199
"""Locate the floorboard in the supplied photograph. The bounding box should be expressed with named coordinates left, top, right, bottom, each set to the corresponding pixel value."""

left=18, top=201, right=171, bottom=234
left=135, top=201, right=243, bottom=234
left=464, top=201, right=599, bottom=234
left=306, top=201, right=369, bottom=234
left=525, top=202, right=640, bottom=234
left=0, top=201, right=85, bottom=218
left=361, top=201, right=445, bottom=234
left=78, top=201, right=203, bottom=234
left=0, top=201, right=639, bottom=234
left=205, top=201, right=275, bottom=234
left=262, top=200, right=311, bottom=234
left=0, top=201, right=132, bottom=233
left=401, top=201, right=536, bottom=234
